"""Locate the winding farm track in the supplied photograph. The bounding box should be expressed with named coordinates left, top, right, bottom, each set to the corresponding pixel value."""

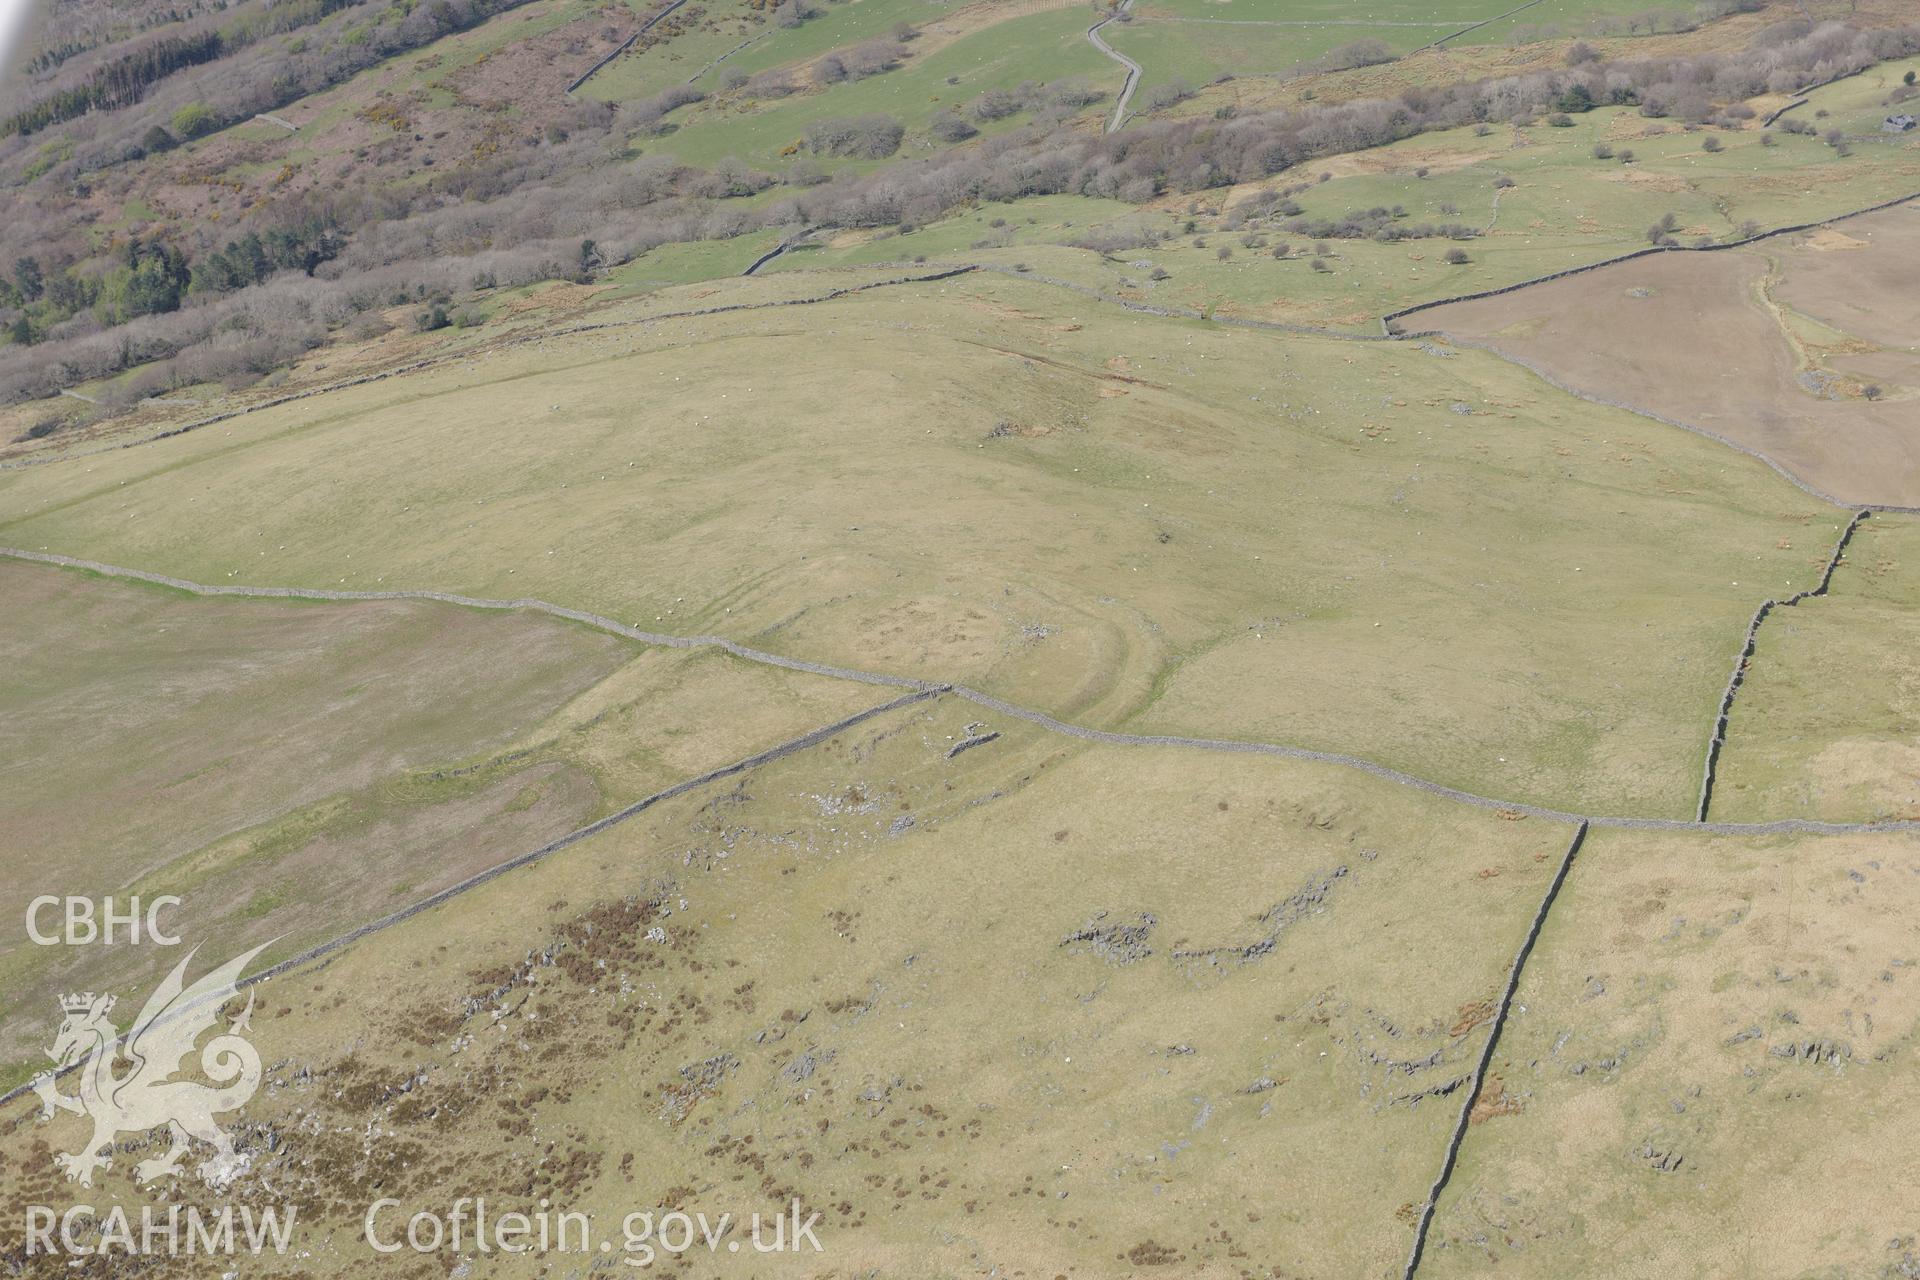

left=7, top=546, right=1918, bottom=840
left=1086, top=0, right=1141, bottom=134
left=1430, top=332, right=1920, bottom=515
left=1386, top=190, right=1920, bottom=515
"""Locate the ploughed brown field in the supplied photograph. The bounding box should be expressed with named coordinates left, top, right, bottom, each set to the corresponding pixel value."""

left=1419, top=204, right=1920, bottom=508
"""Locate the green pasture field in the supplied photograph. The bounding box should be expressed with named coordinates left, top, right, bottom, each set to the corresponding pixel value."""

left=629, top=7, right=1124, bottom=170
left=767, top=103, right=1920, bottom=330
left=1107, top=0, right=1718, bottom=106
left=583, top=0, right=956, bottom=102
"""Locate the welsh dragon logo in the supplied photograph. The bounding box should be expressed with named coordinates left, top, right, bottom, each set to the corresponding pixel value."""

left=31, top=944, right=268, bottom=1188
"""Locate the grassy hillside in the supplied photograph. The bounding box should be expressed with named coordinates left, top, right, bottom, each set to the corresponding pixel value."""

left=1427, top=824, right=1920, bottom=1277
left=0, top=557, right=883, bottom=1087
left=0, top=694, right=1577, bottom=1276
left=7, top=2, right=1920, bottom=1275
left=1711, top=515, right=1920, bottom=823
left=0, top=270, right=1839, bottom=816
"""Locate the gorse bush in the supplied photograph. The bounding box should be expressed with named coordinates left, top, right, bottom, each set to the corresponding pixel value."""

left=803, top=115, right=905, bottom=159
